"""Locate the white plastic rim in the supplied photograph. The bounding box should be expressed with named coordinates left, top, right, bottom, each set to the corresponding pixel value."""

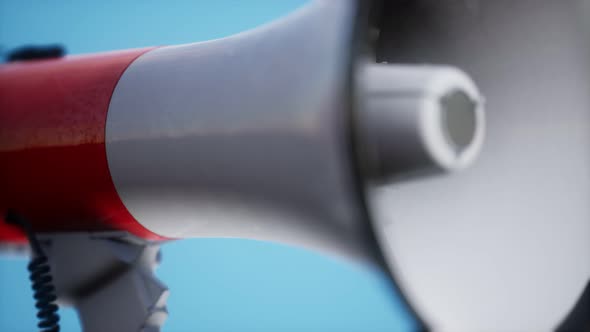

left=359, top=64, right=485, bottom=180
left=419, top=68, right=485, bottom=172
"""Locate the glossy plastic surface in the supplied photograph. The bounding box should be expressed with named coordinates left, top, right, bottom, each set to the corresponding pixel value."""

left=0, top=48, right=164, bottom=242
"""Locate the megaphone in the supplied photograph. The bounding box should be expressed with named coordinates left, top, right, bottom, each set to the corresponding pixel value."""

left=0, top=0, right=587, bottom=331
left=0, top=0, right=483, bottom=257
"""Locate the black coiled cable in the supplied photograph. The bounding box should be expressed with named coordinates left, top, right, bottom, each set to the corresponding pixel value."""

left=5, top=210, right=60, bottom=332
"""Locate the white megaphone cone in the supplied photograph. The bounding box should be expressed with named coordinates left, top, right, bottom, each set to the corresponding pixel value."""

left=105, top=0, right=483, bottom=261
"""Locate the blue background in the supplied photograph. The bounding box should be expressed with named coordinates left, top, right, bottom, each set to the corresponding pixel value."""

left=0, top=2, right=416, bottom=331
